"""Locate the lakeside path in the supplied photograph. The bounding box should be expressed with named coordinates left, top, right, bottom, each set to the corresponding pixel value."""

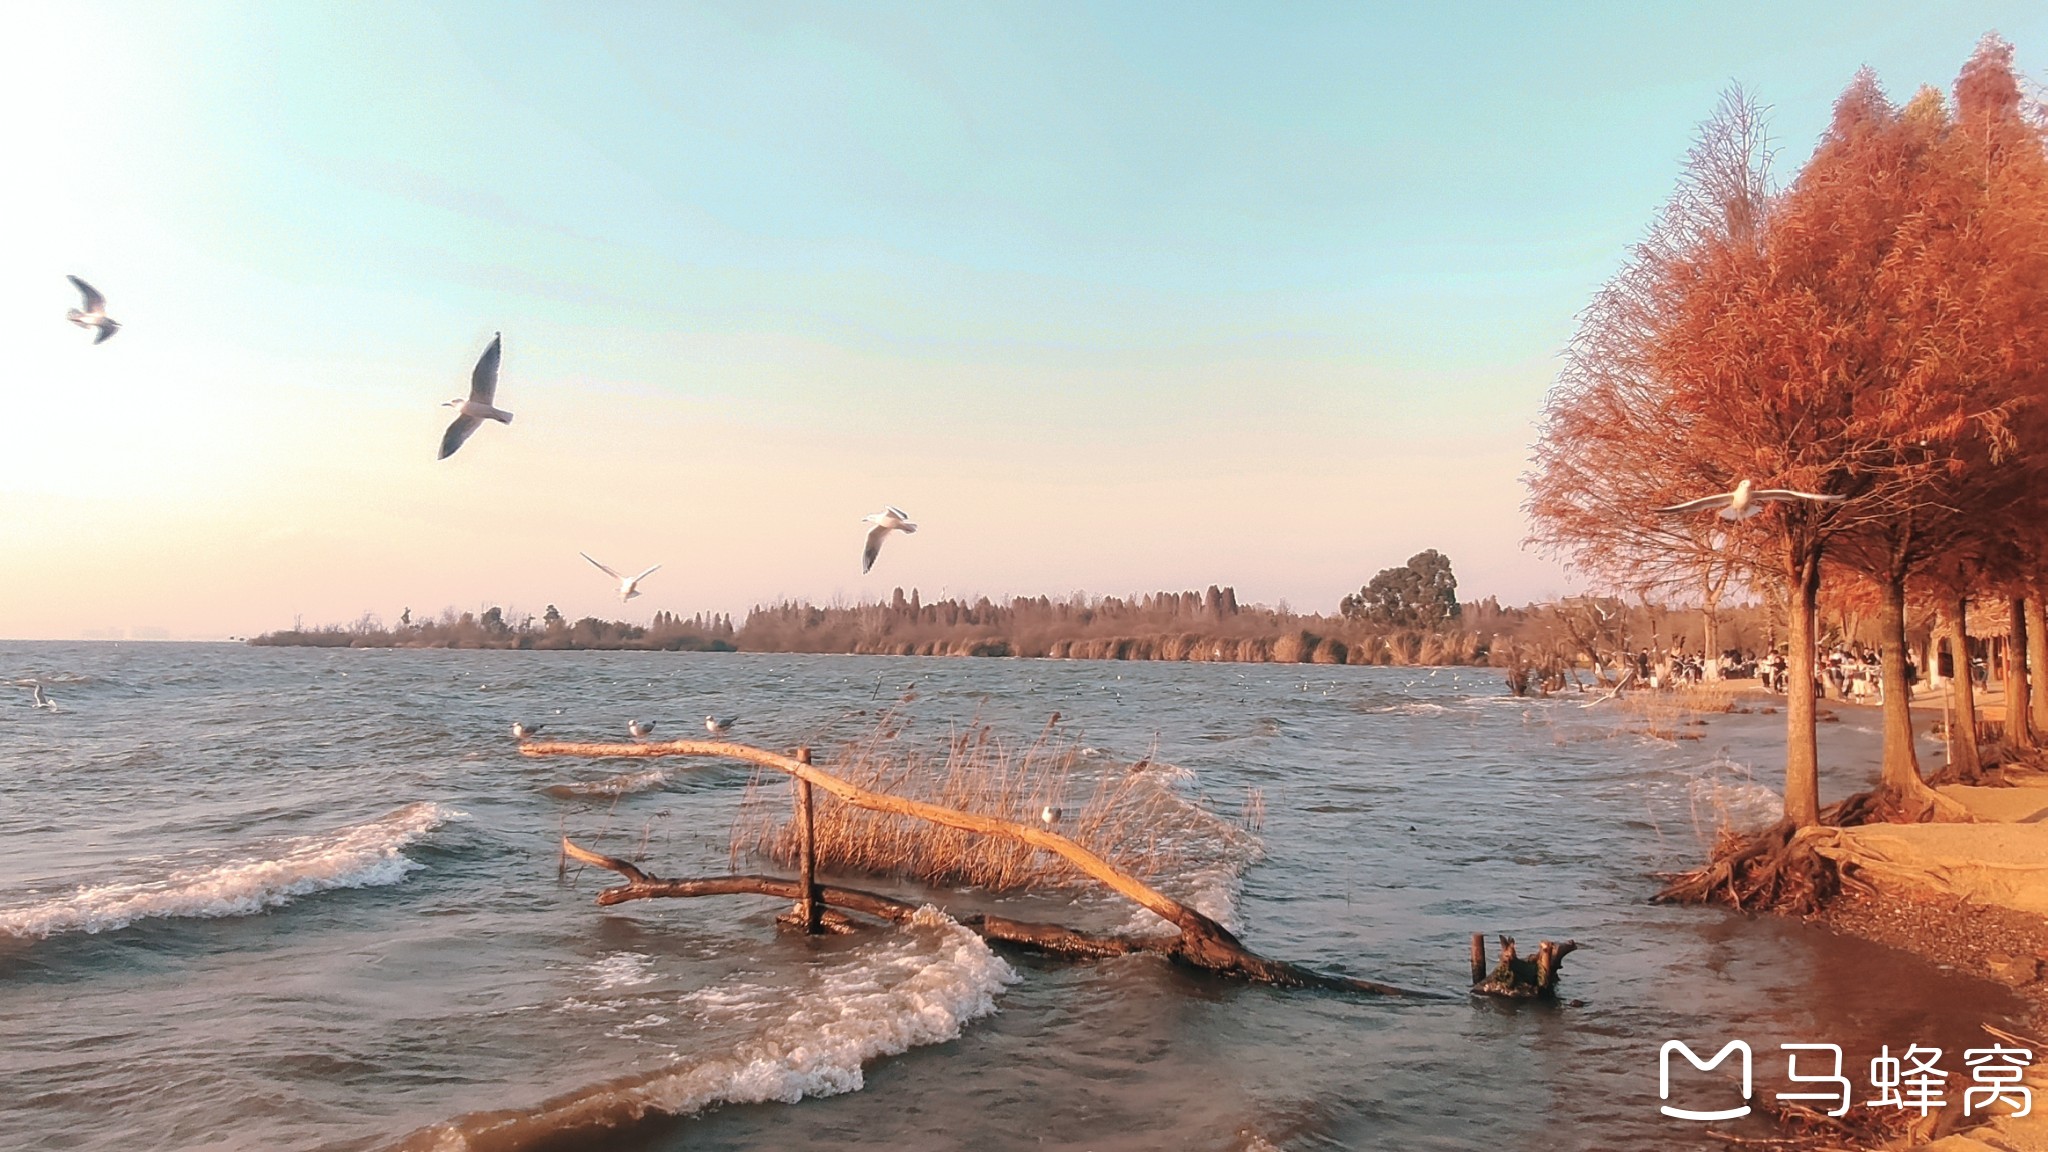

left=1813, top=775, right=2048, bottom=1150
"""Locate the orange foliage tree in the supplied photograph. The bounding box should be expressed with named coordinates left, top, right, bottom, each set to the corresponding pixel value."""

left=1530, top=40, right=2048, bottom=828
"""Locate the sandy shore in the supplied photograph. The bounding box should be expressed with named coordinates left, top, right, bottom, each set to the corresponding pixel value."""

left=1796, top=776, right=2048, bottom=1149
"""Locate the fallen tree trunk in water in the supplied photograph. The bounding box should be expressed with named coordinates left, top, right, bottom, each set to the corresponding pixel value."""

left=561, top=838, right=1441, bottom=996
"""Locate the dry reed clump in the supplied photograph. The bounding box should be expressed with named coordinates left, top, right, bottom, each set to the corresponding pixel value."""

left=732, top=714, right=1264, bottom=893
left=1615, top=686, right=1733, bottom=740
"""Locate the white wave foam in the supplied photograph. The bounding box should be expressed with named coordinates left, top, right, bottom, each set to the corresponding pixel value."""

left=1111, top=765, right=1263, bottom=938
left=0, top=802, right=458, bottom=939
left=402, top=907, right=1017, bottom=1151
left=588, top=952, right=656, bottom=991
left=546, top=769, right=668, bottom=797
left=1370, top=701, right=1449, bottom=716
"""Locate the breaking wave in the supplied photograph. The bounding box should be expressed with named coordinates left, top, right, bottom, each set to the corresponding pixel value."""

left=394, top=906, right=1016, bottom=1151
left=0, top=802, right=459, bottom=939
left=1113, top=761, right=1264, bottom=937
left=544, top=769, right=669, bottom=798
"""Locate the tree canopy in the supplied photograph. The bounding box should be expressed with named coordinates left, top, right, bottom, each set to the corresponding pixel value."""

left=1341, top=550, right=1461, bottom=629
left=1525, top=36, right=2048, bottom=826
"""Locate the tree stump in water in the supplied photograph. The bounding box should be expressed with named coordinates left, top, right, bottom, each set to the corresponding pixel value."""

left=1470, top=933, right=1578, bottom=999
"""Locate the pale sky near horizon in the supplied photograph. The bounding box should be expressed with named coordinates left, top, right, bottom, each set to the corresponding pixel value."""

left=3, top=3, right=2044, bottom=640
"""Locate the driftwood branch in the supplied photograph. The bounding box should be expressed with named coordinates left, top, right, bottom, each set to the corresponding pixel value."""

left=529, top=738, right=1198, bottom=930
left=544, top=746, right=1441, bottom=996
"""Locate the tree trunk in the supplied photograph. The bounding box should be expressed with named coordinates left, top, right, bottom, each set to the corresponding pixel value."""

left=1948, top=599, right=1984, bottom=779
left=1784, top=548, right=1823, bottom=827
left=1702, top=582, right=1723, bottom=682
left=2030, top=597, right=2048, bottom=739
left=1878, top=574, right=1922, bottom=794
left=2012, top=597, right=2037, bottom=752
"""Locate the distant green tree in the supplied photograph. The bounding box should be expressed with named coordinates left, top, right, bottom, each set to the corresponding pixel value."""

left=543, top=604, right=563, bottom=629
left=481, top=606, right=506, bottom=634
left=399, top=607, right=412, bottom=627
left=1340, top=550, right=1462, bottom=629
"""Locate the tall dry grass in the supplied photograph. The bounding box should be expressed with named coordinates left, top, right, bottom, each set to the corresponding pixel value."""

left=732, top=712, right=1263, bottom=892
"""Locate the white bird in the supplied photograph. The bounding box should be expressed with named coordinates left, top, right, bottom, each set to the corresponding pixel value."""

left=28, top=683, right=56, bottom=710
left=628, top=719, right=657, bottom=738
left=1040, top=805, right=1062, bottom=826
left=512, top=721, right=544, bottom=739
left=581, top=553, right=661, bottom=601
left=66, top=276, right=120, bottom=344
left=438, top=333, right=514, bottom=459
left=1654, top=479, right=1846, bottom=521
left=861, top=506, right=917, bottom=574
left=1579, top=667, right=1636, bottom=709
left=705, top=715, right=736, bottom=736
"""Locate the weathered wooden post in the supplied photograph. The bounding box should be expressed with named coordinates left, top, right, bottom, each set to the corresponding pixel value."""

left=1469, top=933, right=1487, bottom=985
left=796, top=746, right=821, bottom=934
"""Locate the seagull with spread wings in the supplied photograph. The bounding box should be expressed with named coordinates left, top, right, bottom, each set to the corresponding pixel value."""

left=861, top=506, right=917, bottom=573
left=438, top=333, right=514, bottom=459
left=1654, top=479, right=1845, bottom=521
left=581, top=552, right=661, bottom=601
left=66, top=276, right=120, bottom=344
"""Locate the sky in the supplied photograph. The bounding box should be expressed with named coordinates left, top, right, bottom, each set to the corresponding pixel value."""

left=3, top=3, right=2045, bottom=640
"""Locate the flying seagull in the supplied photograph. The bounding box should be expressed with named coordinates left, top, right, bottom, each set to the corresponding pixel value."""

left=581, top=553, right=661, bottom=601
left=66, top=276, right=120, bottom=344
left=704, top=715, right=736, bottom=736
left=861, top=506, right=917, bottom=574
left=1579, top=667, right=1637, bottom=709
left=512, top=721, right=544, bottom=739
left=438, top=333, right=513, bottom=460
left=1654, top=479, right=1845, bottom=521
left=628, top=719, right=657, bottom=739
left=28, top=683, right=56, bottom=710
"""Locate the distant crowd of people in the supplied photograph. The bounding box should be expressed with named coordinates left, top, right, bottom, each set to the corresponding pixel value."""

left=1604, top=641, right=1984, bottom=704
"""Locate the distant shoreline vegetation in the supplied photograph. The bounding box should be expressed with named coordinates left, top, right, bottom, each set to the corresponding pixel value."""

left=248, top=553, right=1785, bottom=676
left=249, top=607, right=739, bottom=652
left=251, top=587, right=1503, bottom=662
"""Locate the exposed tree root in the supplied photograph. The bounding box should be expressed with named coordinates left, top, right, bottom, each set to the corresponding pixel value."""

left=1704, top=1096, right=1918, bottom=1150
left=1653, top=821, right=1845, bottom=915
left=1657, top=782, right=1970, bottom=915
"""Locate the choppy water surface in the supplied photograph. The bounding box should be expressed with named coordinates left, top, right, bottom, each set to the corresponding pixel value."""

left=0, top=644, right=2025, bottom=1151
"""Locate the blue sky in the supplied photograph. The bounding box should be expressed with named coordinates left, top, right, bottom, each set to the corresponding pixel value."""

left=2, top=3, right=2043, bottom=638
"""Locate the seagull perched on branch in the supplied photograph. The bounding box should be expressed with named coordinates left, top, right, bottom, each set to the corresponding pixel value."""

left=439, top=333, right=514, bottom=459
left=861, top=506, right=917, bottom=574
left=1654, top=479, right=1845, bottom=521
left=705, top=715, right=736, bottom=736
left=581, top=553, right=660, bottom=601
left=628, top=719, right=656, bottom=739
left=66, top=276, right=120, bottom=344
left=512, top=721, right=544, bottom=739
left=1040, top=805, right=1062, bottom=826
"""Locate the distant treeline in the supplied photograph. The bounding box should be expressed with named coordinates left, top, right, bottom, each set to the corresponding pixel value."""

left=250, top=587, right=1786, bottom=669
left=739, top=585, right=1487, bottom=663
left=250, top=606, right=737, bottom=651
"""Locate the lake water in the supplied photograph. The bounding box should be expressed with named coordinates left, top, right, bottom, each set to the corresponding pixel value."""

left=0, top=643, right=2025, bottom=1151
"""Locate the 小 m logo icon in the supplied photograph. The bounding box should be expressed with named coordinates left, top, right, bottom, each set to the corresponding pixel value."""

left=1660, top=1040, right=1753, bottom=1121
